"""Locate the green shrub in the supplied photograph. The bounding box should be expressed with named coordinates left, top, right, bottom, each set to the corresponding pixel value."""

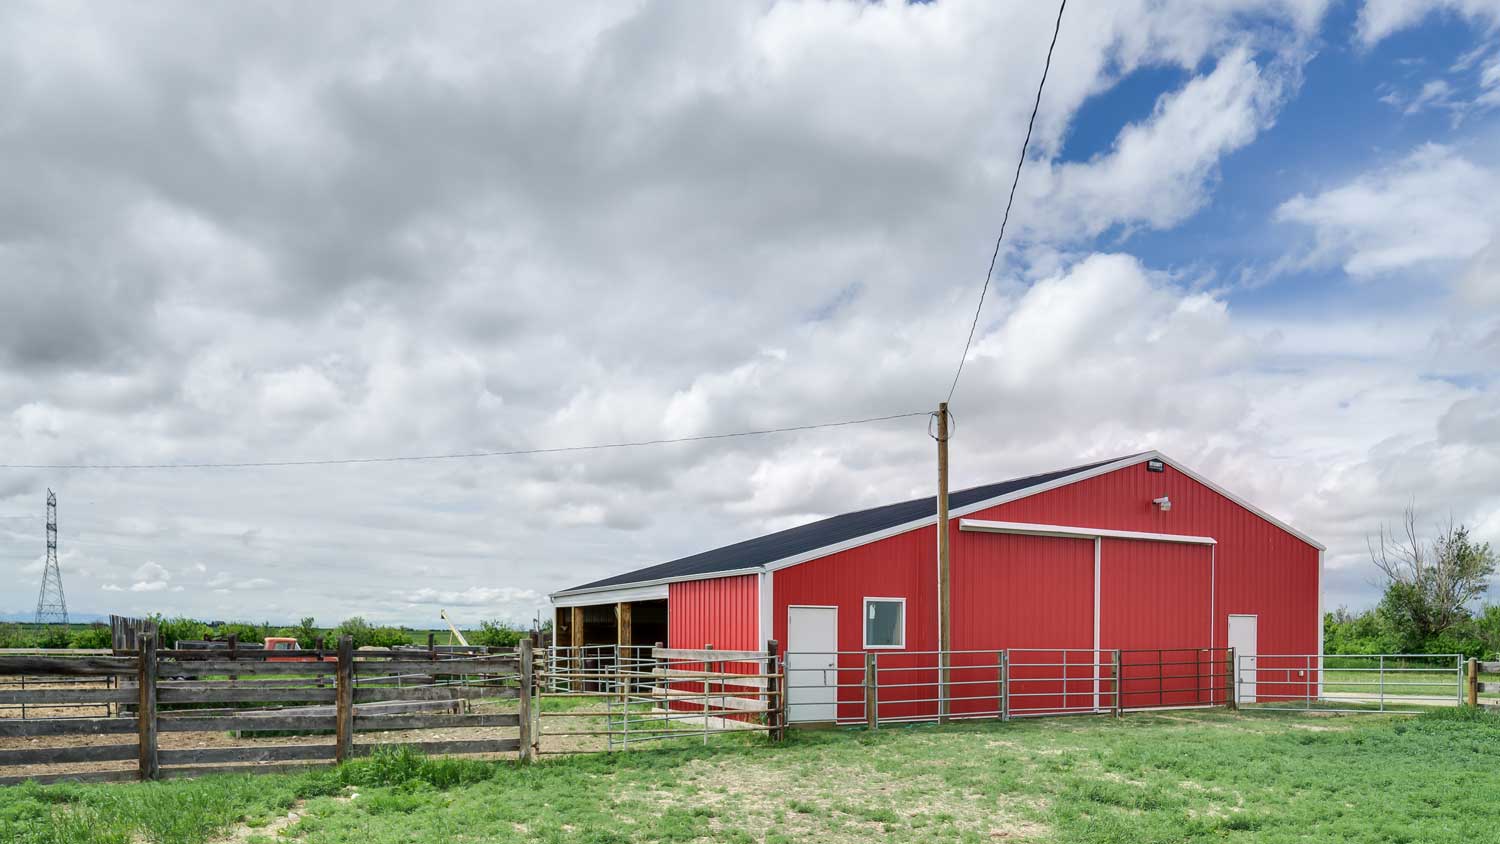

left=335, top=616, right=372, bottom=648
left=34, top=626, right=72, bottom=649
left=152, top=615, right=211, bottom=647
left=68, top=625, right=112, bottom=649
left=470, top=619, right=524, bottom=648
left=292, top=617, right=320, bottom=649
left=0, top=624, right=36, bottom=649
left=369, top=627, right=411, bottom=649
left=216, top=622, right=265, bottom=644
left=340, top=745, right=495, bottom=790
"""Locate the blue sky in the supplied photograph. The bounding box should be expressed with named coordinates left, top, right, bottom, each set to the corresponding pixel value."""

left=1069, top=2, right=1497, bottom=318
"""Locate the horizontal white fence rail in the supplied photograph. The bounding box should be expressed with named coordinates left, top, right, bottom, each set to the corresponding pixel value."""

left=1238, top=653, right=1463, bottom=714
left=544, top=647, right=1471, bottom=741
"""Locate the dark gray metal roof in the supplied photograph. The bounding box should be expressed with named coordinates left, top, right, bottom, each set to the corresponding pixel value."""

left=558, top=454, right=1140, bottom=594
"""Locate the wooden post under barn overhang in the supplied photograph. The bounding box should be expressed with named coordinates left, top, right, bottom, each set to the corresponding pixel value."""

left=617, top=602, right=632, bottom=649
left=616, top=602, right=632, bottom=701
left=571, top=606, right=585, bottom=650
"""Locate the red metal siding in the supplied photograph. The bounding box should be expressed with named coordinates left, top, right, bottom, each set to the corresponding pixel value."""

left=1099, top=539, right=1215, bottom=706
left=1098, top=539, right=1212, bottom=650
left=953, top=534, right=1094, bottom=649
left=773, top=526, right=937, bottom=720
left=953, top=533, right=1094, bottom=715
left=667, top=574, right=761, bottom=719
left=669, top=574, right=759, bottom=651
left=963, top=461, right=1320, bottom=701
left=735, top=458, right=1317, bottom=713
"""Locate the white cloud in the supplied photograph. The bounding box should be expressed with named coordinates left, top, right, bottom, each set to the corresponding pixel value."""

left=404, top=587, right=539, bottom=609
left=1021, top=47, right=1291, bottom=239
left=132, top=561, right=169, bottom=582
left=1356, top=0, right=1500, bottom=46
left=1276, top=144, right=1500, bottom=277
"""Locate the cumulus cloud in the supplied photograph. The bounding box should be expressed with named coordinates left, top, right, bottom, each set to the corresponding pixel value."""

left=405, top=587, right=539, bottom=609
left=1276, top=144, right=1500, bottom=277
left=1356, top=0, right=1500, bottom=46
left=1020, top=47, right=1292, bottom=239
left=100, top=560, right=172, bottom=593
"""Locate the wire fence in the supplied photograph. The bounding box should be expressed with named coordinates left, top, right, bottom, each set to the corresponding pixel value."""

left=540, top=646, right=1471, bottom=750
left=537, top=646, right=782, bottom=753
left=1237, top=653, right=1464, bottom=714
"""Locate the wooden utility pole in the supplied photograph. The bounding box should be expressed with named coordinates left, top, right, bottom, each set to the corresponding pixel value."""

left=936, top=401, right=951, bottom=723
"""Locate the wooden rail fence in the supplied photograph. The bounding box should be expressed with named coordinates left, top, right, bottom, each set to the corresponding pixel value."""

left=1466, top=659, right=1500, bottom=708
left=0, top=636, right=536, bottom=785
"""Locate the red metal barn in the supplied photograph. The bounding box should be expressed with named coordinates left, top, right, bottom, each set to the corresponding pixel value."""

left=551, top=451, right=1323, bottom=722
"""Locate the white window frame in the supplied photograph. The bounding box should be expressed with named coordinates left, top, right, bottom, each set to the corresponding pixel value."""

left=862, top=597, right=907, bottom=650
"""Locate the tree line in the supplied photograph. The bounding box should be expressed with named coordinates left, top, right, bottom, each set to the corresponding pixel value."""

left=0, top=615, right=531, bottom=650
left=1325, top=509, right=1498, bottom=658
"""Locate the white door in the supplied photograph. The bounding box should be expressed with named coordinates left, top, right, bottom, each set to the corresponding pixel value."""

left=1228, top=614, right=1258, bottom=703
left=786, top=606, right=838, bottom=723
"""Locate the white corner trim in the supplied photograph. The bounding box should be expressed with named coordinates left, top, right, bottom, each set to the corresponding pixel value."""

left=758, top=570, right=774, bottom=650
left=1316, top=548, right=1324, bottom=699
left=550, top=582, right=669, bottom=607
left=958, top=519, right=1217, bottom=546
left=1092, top=537, right=1101, bottom=711
left=862, top=596, right=907, bottom=650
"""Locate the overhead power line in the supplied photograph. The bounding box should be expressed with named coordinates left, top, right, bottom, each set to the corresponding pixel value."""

left=0, top=411, right=928, bottom=471
left=946, top=0, right=1067, bottom=405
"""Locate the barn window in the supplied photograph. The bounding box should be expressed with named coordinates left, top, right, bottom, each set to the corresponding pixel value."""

left=863, top=598, right=906, bottom=649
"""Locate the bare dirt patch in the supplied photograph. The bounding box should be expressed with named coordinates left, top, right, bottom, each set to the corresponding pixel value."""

left=623, top=755, right=1049, bottom=842
left=205, top=792, right=355, bottom=844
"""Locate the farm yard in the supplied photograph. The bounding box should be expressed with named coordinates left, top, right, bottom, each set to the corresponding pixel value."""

left=5, top=707, right=1500, bottom=844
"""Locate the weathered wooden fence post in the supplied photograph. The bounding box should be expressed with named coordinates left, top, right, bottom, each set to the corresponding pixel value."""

left=864, top=651, right=878, bottom=730
left=137, top=633, right=159, bottom=781
left=335, top=635, right=354, bottom=764
left=1469, top=658, right=1479, bottom=708
left=519, top=638, right=535, bottom=762
left=766, top=640, right=783, bottom=742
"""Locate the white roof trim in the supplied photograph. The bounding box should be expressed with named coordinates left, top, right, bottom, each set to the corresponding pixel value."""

left=550, top=566, right=763, bottom=601
left=959, top=519, right=1216, bottom=545
left=551, top=582, right=670, bottom=606
left=553, top=450, right=1323, bottom=598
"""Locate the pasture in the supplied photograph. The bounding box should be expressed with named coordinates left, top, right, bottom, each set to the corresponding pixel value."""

left=4, top=707, right=1499, bottom=843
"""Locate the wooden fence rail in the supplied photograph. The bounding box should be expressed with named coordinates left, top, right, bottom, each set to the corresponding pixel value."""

left=1466, top=659, right=1500, bottom=708
left=0, top=636, right=536, bottom=786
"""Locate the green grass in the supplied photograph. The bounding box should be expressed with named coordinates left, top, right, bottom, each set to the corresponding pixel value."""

left=6, top=708, right=1500, bottom=843
left=1319, top=668, right=1500, bottom=699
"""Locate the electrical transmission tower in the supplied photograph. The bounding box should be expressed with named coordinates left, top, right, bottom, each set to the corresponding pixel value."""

left=34, top=489, right=68, bottom=626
